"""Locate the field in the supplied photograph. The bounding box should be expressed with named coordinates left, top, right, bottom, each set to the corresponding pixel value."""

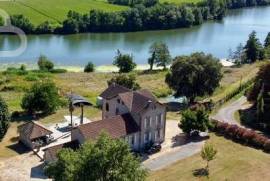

left=148, top=133, right=270, bottom=181
left=0, top=0, right=128, bottom=25
left=0, top=63, right=261, bottom=159
left=0, top=0, right=202, bottom=25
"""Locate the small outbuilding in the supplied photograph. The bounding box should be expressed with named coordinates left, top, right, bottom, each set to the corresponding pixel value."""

left=19, top=121, right=53, bottom=149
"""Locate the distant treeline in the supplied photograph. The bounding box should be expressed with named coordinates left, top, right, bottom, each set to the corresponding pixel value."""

left=10, top=0, right=270, bottom=34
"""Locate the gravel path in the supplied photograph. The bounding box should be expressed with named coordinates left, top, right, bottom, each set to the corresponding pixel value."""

left=143, top=140, right=204, bottom=171
left=211, top=96, right=247, bottom=125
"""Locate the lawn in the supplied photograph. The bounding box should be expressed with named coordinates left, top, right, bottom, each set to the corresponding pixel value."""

left=148, top=133, right=270, bottom=181
left=0, top=0, right=128, bottom=25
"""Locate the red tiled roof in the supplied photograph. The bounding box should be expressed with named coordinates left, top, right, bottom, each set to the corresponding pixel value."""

left=75, top=113, right=140, bottom=140
left=99, top=83, right=130, bottom=99
left=44, top=140, right=80, bottom=161
left=19, top=121, right=53, bottom=140
left=119, top=89, right=161, bottom=113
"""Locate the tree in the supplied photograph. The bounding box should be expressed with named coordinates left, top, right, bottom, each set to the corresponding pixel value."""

left=37, top=55, right=54, bottom=71
left=179, top=108, right=211, bottom=136
left=201, top=143, right=217, bottom=171
left=166, top=52, right=222, bottom=103
left=0, top=16, right=4, bottom=26
left=84, top=62, right=95, bottom=72
left=229, top=43, right=246, bottom=65
left=21, top=81, right=61, bottom=115
left=148, top=51, right=156, bottom=71
left=264, top=32, right=270, bottom=47
left=108, top=74, right=140, bottom=90
left=10, top=15, right=34, bottom=34
left=36, top=21, right=55, bottom=34
left=113, top=50, right=136, bottom=73
left=244, top=31, right=264, bottom=63
left=149, top=42, right=172, bottom=70
left=0, top=96, right=10, bottom=141
left=45, top=133, right=148, bottom=181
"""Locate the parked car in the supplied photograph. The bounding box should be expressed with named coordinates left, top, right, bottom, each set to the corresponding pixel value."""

left=146, top=143, right=162, bottom=154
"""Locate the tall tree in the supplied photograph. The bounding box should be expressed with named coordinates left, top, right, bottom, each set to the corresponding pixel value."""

left=113, top=50, right=136, bottom=73
left=230, top=43, right=246, bottom=65
left=245, top=31, right=264, bottom=63
left=166, top=52, right=222, bottom=103
left=148, top=51, right=156, bottom=71
left=0, top=96, right=10, bottom=141
left=45, top=133, right=148, bottom=181
left=149, top=42, right=171, bottom=70
left=264, top=32, right=270, bottom=47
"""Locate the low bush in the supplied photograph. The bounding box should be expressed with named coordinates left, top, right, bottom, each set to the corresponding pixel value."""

left=25, top=74, right=39, bottom=81
left=263, top=140, right=270, bottom=152
left=50, top=69, right=67, bottom=74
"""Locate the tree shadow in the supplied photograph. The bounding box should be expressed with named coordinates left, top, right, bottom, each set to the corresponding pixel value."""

left=31, top=163, right=48, bottom=179
left=193, top=168, right=209, bottom=178
left=171, top=134, right=210, bottom=148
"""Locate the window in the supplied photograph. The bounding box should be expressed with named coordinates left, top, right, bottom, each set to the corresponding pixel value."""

left=144, top=132, right=151, bottom=142
left=116, top=108, right=119, bottom=115
left=117, top=99, right=121, bottom=104
left=157, top=113, right=162, bottom=127
left=145, top=117, right=151, bottom=129
left=131, top=135, right=135, bottom=145
left=106, top=103, right=109, bottom=111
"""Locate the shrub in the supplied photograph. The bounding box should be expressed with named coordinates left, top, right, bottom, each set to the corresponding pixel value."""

left=50, top=69, right=67, bottom=74
left=21, top=81, right=61, bottom=115
left=225, top=124, right=238, bottom=138
left=251, top=134, right=268, bottom=148
left=113, top=50, right=136, bottom=73
left=84, top=62, right=95, bottom=73
left=215, top=122, right=229, bottom=134
left=24, top=74, right=39, bottom=81
left=38, top=55, right=54, bottom=71
left=242, top=130, right=256, bottom=144
left=0, top=96, right=10, bottom=141
left=107, top=74, right=140, bottom=90
left=263, top=140, right=270, bottom=152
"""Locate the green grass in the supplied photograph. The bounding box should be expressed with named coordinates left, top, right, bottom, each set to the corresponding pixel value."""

left=148, top=133, right=270, bottom=181
left=0, top=0, right=128, bottom=25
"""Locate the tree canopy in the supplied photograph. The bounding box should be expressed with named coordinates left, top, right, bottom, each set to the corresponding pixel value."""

left=21, top=81, right=61, bottom=115
left=45, top=133, right=147, bottom=181
left=179, top=107, right=211, bottom=136
left=0, top=96, right=10, bottom=141
left=108, top=74, right=140, bottom=90
left=265, top=32, right=270, bottom=47
left=149, top=42, right=171, bottom=70
left=84, top=62, right=95, bottom=73
left=166, top=52, right=222, bottom=103
left=113, top=50, right=136, bottom=73
left=244, top=31, right=264, bottom=63
left=38, top=55, right=54, bottom=71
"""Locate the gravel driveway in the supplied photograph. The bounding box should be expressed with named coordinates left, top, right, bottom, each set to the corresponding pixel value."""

left=211, top=96, right=247, bottom=125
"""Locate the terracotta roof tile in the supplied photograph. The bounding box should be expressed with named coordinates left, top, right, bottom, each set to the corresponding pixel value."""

left=19, top=121, right=53, bottom=140
left=75, top=113, right=140, bottom=140
left=99, top=83, right=130, bottom=99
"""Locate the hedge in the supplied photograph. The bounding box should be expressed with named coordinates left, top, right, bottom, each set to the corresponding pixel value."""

left=211, top=119, right=270, bottom=152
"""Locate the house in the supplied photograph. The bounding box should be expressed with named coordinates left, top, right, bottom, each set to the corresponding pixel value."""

left=19, top=121, right=53, bottom=149
left=72, top=83, right=167, bottom=151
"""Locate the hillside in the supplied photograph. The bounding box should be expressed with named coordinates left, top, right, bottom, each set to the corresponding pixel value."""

left=0, top=0, right=202, bottom=25
left=0, top=0, right=128, bottom=25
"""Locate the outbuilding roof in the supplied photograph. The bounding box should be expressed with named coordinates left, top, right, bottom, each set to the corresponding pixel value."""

left=44, top=140, right=80, bottom=162
left=74, top=113, right=140, bottom=140
left=19, top=121, right=53, bottom=140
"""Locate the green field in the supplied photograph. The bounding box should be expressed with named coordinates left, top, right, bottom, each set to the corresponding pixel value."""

left=0, top=0, right=128, bottom=25
left=0, top=0, right=202, bottom=25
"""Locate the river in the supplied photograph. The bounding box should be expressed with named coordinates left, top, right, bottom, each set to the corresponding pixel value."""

left=0, top=6, right=270, bottom=67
